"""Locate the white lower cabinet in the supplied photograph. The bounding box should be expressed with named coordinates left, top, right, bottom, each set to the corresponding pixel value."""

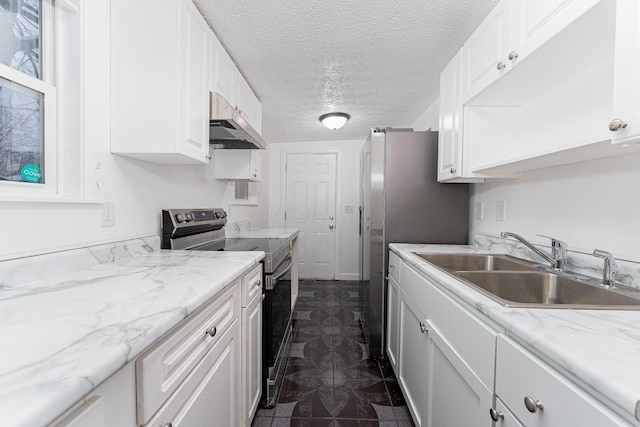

left=397, top=296, right=429, bottom=427
left=144, top=323, right=240, bottom=427
left=241, top=264, right=263, bottom=426
left=428, top=319, right=493, bottom=427
left=495, top=336, right=629, bottom=427
left=386, top=275, right=400, bottom=372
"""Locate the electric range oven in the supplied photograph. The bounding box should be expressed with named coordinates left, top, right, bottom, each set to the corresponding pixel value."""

left=161, top=208, right=293, bottom=407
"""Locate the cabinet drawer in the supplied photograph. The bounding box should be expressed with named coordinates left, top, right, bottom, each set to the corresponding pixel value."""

left=401, top=263, right=497, bottom=389
left=136, top=282, right=239, bottom=424
left=496, top=336, right=628, bottom=427
left=388, top=251, right=401, bottom=283
left=242, top=263, right=262, bottom=307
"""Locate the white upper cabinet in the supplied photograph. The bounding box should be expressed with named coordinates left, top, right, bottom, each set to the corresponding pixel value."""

left=438, top=49, right=485, bottom=183
left=214, top=150, right=261, bottom=182
left=462, top=0, right=512, bottom=102
left=510, top=0, right=602, bottom=64
left=211, top=34, right=236, bottom=106
left=111, top=0, right=211, bottom=164
left=611, top=1, right=640, bottom=146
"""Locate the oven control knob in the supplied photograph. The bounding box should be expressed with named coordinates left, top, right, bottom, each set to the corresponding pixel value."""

left=175, top=213, right=185, bottom=223
left=184, top=213, right=194, bottom=222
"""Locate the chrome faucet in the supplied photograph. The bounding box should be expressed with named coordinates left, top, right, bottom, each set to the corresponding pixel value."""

left=592, top=249, right=619, bottom=288
left=500, top=232, right=567, bottom=271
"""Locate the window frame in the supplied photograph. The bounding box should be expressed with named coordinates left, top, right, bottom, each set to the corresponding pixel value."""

left=0, top=0, right=59, bottom=198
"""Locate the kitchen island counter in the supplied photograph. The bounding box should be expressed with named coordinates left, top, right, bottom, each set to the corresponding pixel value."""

left=0, top=236, right=263, bottom=427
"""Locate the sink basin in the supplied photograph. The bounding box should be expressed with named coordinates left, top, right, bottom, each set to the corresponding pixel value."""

left=413, top=253, right=538, bottom=272
left=455, top=271, right=640, bottom=309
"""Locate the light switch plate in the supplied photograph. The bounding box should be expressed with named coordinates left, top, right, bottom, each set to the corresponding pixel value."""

left=474, top=202, right=484, bottom=220
left=496, top=201, right=506, bottom=221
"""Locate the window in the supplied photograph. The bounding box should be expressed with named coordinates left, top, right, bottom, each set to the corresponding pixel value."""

left=0, top=0, right=57, bottom=196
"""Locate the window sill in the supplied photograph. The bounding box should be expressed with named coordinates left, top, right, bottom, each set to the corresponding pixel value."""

left=0, top=196, right=104, bottom=204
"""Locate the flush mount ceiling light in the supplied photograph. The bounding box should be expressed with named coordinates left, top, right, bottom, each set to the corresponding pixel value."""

left=319, top=112, right=350, bottom=130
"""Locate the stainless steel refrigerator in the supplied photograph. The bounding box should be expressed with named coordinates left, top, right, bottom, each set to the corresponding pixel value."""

left=360, top=128, right=469, bottom=358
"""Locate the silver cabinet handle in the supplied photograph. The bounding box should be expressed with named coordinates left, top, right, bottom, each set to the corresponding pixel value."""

left=508, top=51, right=518, bottom=60
left=389, top=264, right=395, bottom=270
left=450, top=167, right=456, bottom=174
left=205, top=154, right=212, bottom=160
left=253, top=280, right=261, bottom=288
left=261, top=293, right=265, bottom=301
left=524, top=396, right=543, bottom=413
left=252, top=173, right=258, bottom=178
left=329, top=224, right=335, bottom=230
left=489, top=408, right=504, bottom=421
left=205, top=326, right=217, bottom=337
left=419, top=321, right=428, bottom=334
left=329, top=215, right=334, bottom=220
left=609, top=118, right=628, bottom=132
left=497, top=61, right=506, bottom=70
left=163, top=423, right=173, bottom=427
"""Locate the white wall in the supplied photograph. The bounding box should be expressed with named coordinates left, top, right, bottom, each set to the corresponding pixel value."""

left=0, top=1, right=268, bottom=260
left=268, top=139, right=365, bottom=280
left=411, top=98, right=439, bottom=131
left=471, top=151, right=640, bottom=261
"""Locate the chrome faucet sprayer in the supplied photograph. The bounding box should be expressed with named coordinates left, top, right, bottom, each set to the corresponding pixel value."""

left=500, top=232, right=567, bottom=271
left=592, top=249, right=619, bottom=288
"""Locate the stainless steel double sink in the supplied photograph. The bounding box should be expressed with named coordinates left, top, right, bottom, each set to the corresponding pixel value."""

left=413, top=253, right=640, bottom=309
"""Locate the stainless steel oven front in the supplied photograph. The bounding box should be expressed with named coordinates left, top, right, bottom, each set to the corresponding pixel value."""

left=262, top=252, right=293, bottom=407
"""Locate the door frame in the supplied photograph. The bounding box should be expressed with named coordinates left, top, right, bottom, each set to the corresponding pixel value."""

left=280, top=149, right=342, bottom=280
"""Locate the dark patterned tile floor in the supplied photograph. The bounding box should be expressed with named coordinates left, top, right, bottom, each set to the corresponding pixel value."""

left=252, top=281, right=415, bottom=427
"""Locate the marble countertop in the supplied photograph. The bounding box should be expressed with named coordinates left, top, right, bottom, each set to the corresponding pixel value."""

left=0, top=240, right=264, bottom=427
left=390, top=243, right=640, bottom=425
left=228, top=227, right=299, bottom=240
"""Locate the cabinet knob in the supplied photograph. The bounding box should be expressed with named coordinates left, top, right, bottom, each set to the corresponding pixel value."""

left=329, top=224, right=335, bottom=230
left=205, top=154, right=212, bottom=160
left=450, top=167, right=456, bottom=174
left=261, top=293, right=265, bottom=301
left=253, top=280, right=262, bottom=288
left=162, top=423, right=173, bottom=427
left=489, top=408, right=504, bottom=422
left=419, top=321, right=428, bottom=334
left=524, top=396, right=543, bottom=413
left=609, top=118, right=628, bottom=132
left=252, top=173, right=258, bottom=178
left=508, top=51, right=519, bottom=61
left=389, top=264, right=395, bottom=270
left=205, top=326, right=217, bottom=337
left=496, top=61, right=506, bottom=71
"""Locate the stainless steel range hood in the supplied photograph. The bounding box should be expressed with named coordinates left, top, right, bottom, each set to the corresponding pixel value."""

left=209, top=92, right=267, bottom=150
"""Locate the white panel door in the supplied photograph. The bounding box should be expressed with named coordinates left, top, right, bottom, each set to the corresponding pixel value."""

left=285, top=153, right=337, bottom=279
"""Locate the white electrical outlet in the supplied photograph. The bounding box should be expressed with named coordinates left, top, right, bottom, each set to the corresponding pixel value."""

left=474, top=202, right=484, bottom=220
left=102, top=201, right=115, bottom=227
left=496, top=200, right=506, bottom=221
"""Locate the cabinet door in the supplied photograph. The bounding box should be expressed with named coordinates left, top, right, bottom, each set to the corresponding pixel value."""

left=611, top=0, right=640, bottom=145
left=53, top=397, right=106, bottom=427
left=398, top=296, right=428, bottom=427
left=463, top=0, right=512, bottom=102
left=510, top=0, right=601, bottom=65
left=211, top=35, right=235, bottom=105
left=214, top=150, right=261, bottom=181
left=496, top=336, right=628, bottom=427
left=145, top=323, right=241, bottom=427
left=386, top=276, right=401, bottom=372
left=428, top=320, right=493, bottom=427
left=180, top=0, right=211, bottom=163
left=438, top=49, right=464, bottom=182
left=242, top=293, right=263, bottom=426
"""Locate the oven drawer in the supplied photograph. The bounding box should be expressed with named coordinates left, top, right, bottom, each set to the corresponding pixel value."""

left=136, top=281, right=239, bottom=424
left=242, top=263, right=263, bottom=307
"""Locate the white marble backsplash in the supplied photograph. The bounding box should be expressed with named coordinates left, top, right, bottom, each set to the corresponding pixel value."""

left=0, top=236, right=159, bottom=290
left=475, top=234, right=640, bottom=289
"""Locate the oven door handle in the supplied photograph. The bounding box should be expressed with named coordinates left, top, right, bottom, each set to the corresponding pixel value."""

left=272, top=256, right=293, bottom=281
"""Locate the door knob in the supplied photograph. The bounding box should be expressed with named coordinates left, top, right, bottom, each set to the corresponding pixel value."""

left=329, top=224, right=335, bottom=230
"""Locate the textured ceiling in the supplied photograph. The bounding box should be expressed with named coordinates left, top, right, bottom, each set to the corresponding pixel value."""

left=194, top=0, right=499, bottom=143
